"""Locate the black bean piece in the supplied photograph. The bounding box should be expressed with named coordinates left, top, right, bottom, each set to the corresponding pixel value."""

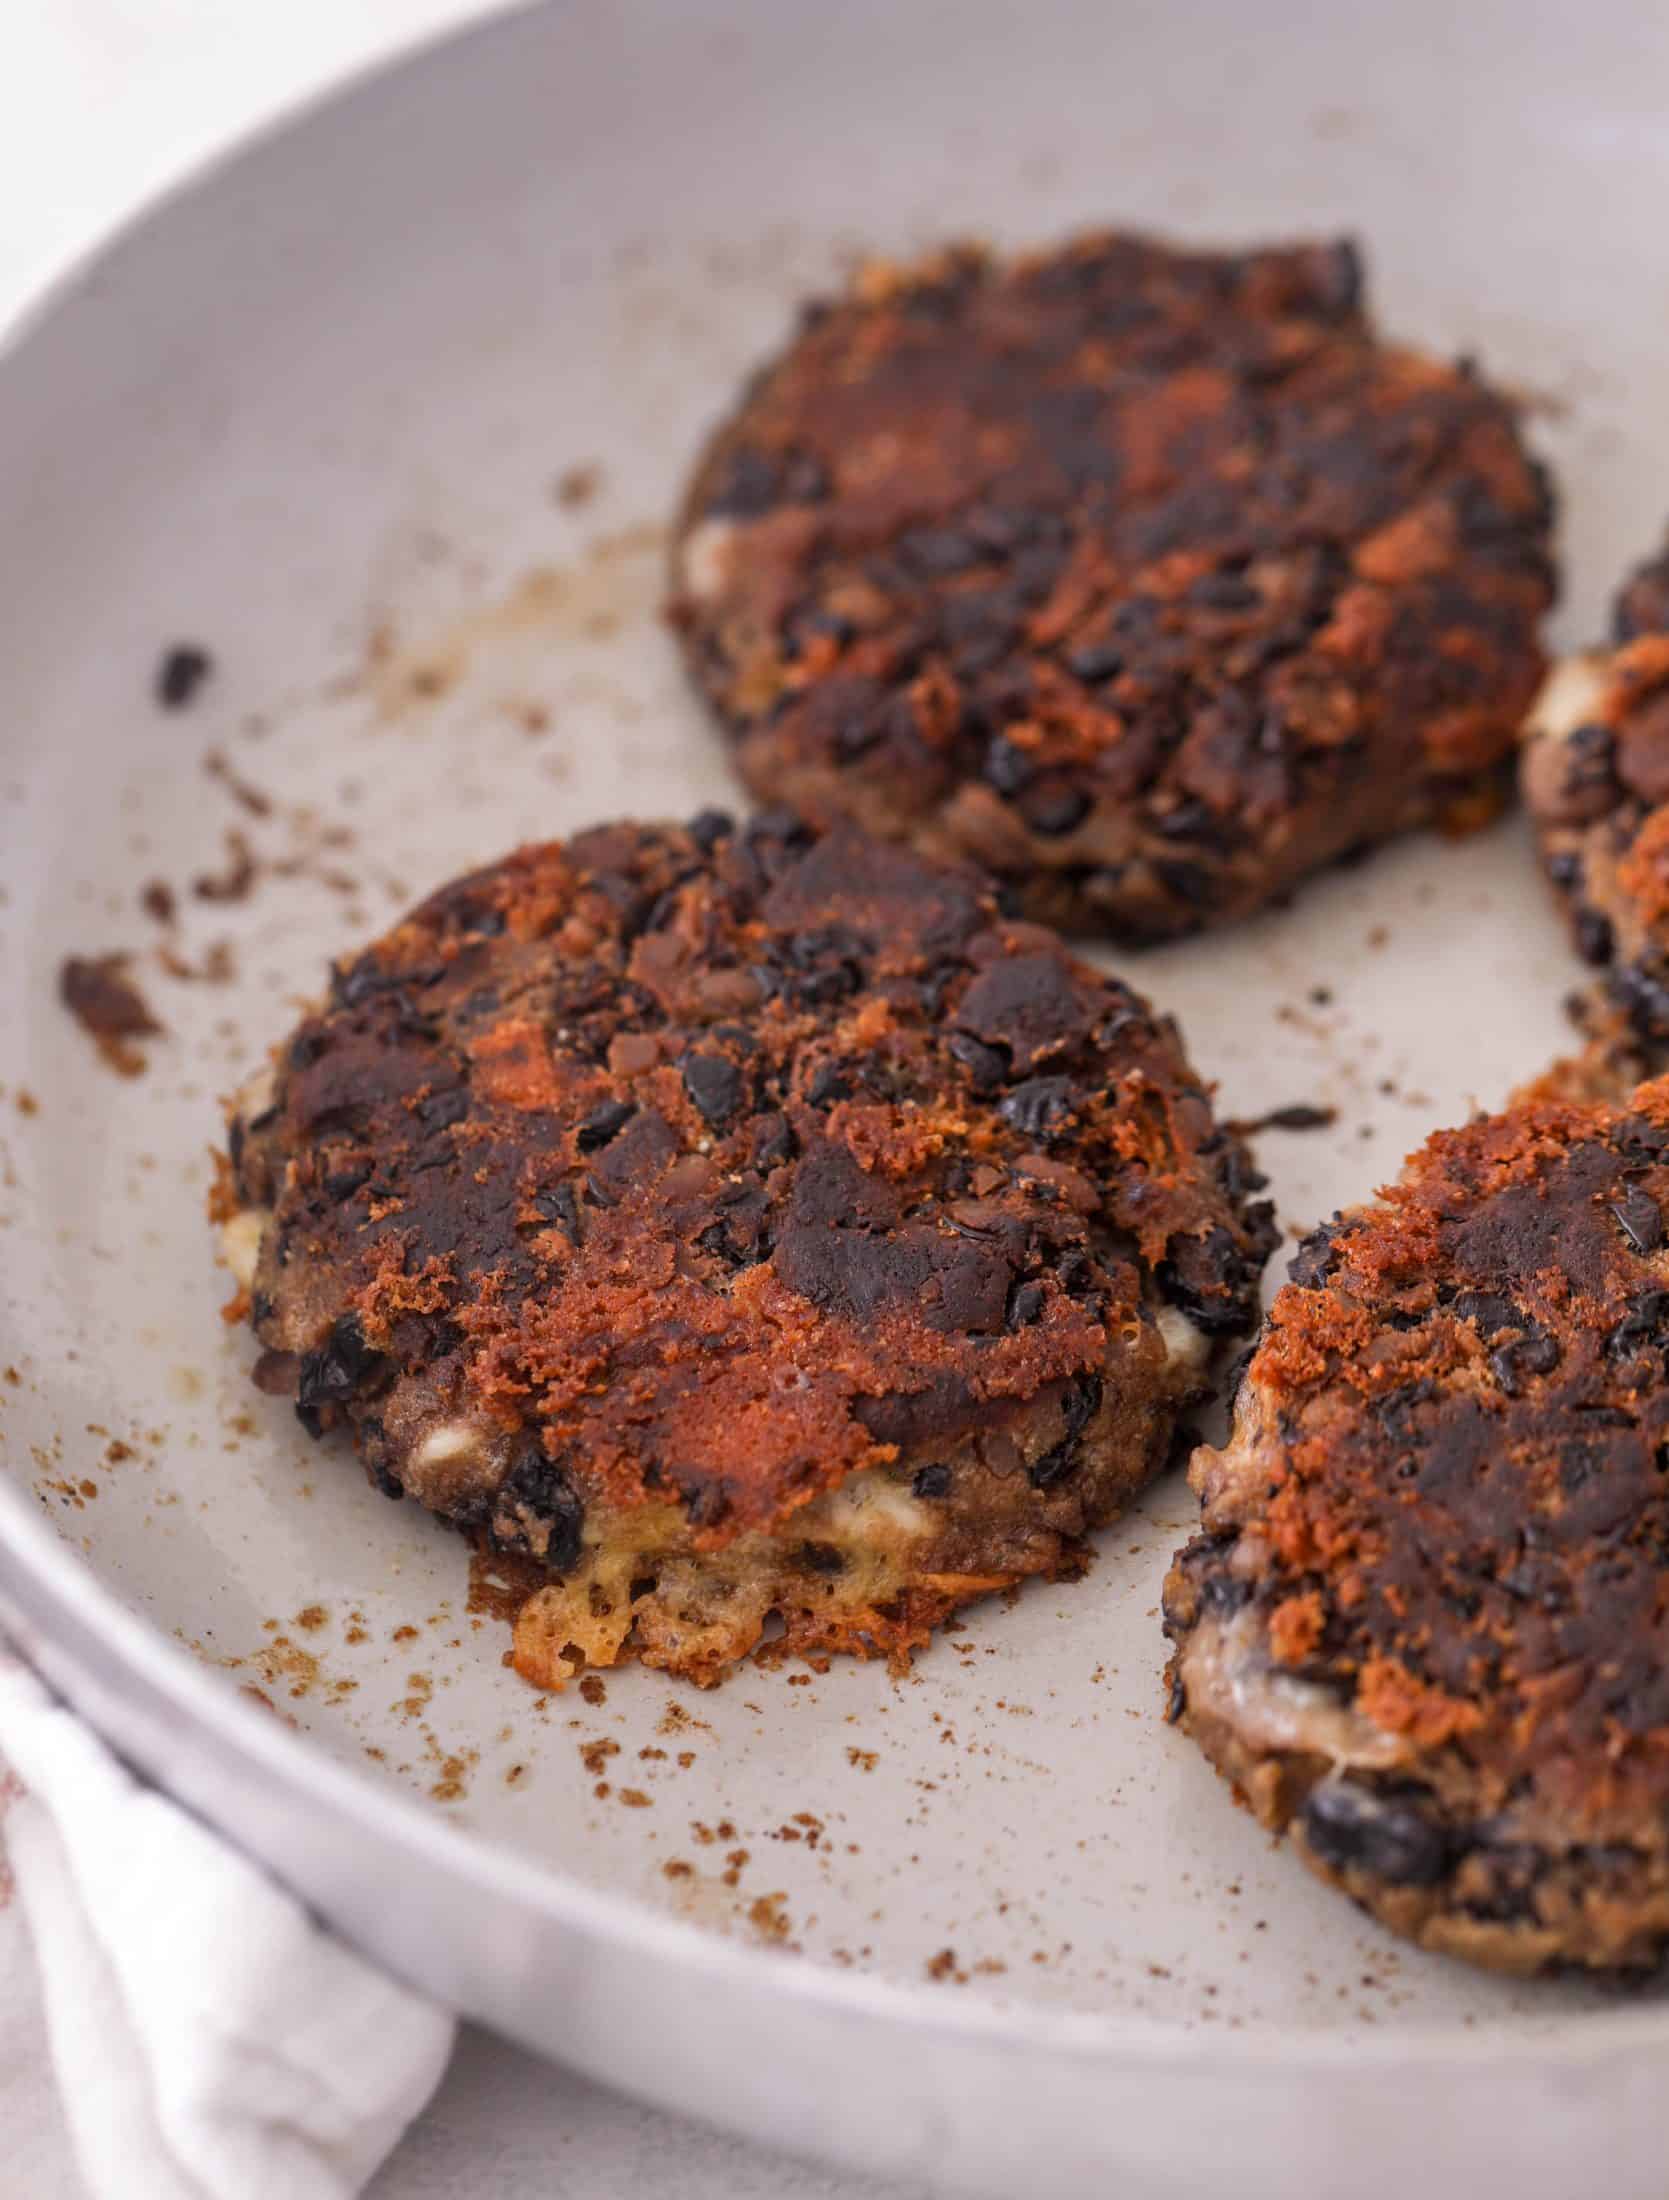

left=531, top=1183, right=584, bottom=1245
left=806, top=1062, right=853, bottom=1107
left=1007, top=1280, right=1046, bottom=1329
left=1029, top=1374, right=1103, bottom=1489
left=1574, top=906, right=1615, bottom=966
left=751, top=1113, right=797, bottom=1169
left=415, top=1086, right=469, bottom=1133
left=947, top=1032, right=1008, bottom=1094
left=1611, top=1186, right=1664, bottom=1255
left=296, top=1314, right=388, bottom=1418
left=1300, top=1781, right=1455, bottom=1888
left=1287, top=1217, right=1343, bottom=1290
left=687, top=807, right=734, bottom=851
left=1022, top=784, right=1091, bottom=837
left=680, top=1051, right=745, bottom=1129
left=911, top=1463, right=952, bottom=1499
left=576, top=1099, right=636, bottom=1151
left=998, top=1075, right=1076, bottom=1141
left=705, top=446, right=781, bottom=517
left=493, top=1442, right=585, bottom=1572
left=1063, top=635, right=1123, bottom=682
left=982, top=736, right=1034, bottom=796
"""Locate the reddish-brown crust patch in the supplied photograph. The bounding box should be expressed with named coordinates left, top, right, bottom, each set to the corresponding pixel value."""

left=670, top=231, right=1554, bottom=942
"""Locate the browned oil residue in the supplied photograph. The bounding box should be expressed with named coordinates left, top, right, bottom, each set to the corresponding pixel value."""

left=748, top=1893, right=792, bottom=1944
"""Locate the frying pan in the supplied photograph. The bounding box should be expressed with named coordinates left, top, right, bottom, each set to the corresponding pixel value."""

left=1, top=4, right=1664, bottom=2191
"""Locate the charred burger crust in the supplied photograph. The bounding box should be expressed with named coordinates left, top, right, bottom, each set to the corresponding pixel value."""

left=225, top=810, right=1275, bottom=1683
left=1164, top=1078, right=1669, bottom=1970
left=670, top=229, right=1554, bottom=943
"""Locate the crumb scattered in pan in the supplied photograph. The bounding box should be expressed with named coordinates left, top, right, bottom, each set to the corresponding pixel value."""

left=140, top=880, right=177, bottom=925
left=554, top=462, right=604, bottom=509
left=192, top=829, right=258, bottom=904
left=155, top=644, right=213, bottom=710
left=1227, top=1103, right=1339, bottom=1135
left=59, top=953, right=164, bottom=1076
left=203, top=748, right=273, bottom=819
left=748, top=1893, right=792, bottom=1943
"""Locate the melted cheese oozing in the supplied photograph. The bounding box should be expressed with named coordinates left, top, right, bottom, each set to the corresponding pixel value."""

left=1526, top=650, right=1612, bottom=744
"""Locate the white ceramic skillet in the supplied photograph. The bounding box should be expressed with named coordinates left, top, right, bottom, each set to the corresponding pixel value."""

left=3, top=3, right=1669, bottom=2192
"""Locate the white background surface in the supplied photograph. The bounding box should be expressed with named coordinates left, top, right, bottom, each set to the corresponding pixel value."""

left=0, top=4, right=915, bottom=2193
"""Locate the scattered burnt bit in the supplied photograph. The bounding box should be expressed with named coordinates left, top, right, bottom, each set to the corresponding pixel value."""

left=673, top=228, right=1553, bottom=941
left=155, top=642, right=213, bottom=710
left=225, top=812, right=1274, bottom=1687
left=1168, top=1078, right=1669, bottom=1972
left=59, top=953, right=164, bottom=1076
left=192, top=829, right=258, bottom=905
left=1228, top=1102, right=1339, bottom=1136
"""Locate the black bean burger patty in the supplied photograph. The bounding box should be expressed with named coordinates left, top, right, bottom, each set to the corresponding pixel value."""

left=218, top=810, right=1275, bottom=1689
left=670, top=229, right=1555, bottom=943
left=1165, top=1075, right=1669, bottom=1972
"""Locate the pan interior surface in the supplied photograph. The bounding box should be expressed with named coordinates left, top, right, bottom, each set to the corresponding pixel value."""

left=3, top=0, right=1668, bottom=2115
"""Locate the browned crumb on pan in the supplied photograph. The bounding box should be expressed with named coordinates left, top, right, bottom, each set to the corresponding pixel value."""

left=58, top=953, right=164, bottom=1076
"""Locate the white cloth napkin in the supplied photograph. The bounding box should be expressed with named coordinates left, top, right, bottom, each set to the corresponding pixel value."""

left=0, top=1650, right=454, bottom=2200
